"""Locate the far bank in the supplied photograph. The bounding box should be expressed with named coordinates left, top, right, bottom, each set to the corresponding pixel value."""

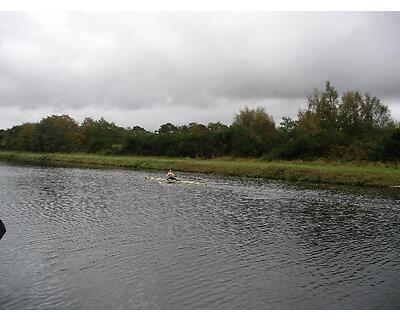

left=0, top=151, right=399, bottom=188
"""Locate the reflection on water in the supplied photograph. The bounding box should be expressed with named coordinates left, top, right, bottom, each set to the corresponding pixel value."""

left=0, top=163, right=399, bottom=309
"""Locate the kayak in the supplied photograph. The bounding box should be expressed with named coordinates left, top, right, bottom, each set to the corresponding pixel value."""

left=145, top=176, right=205, bottom=185
left=0, top=219, right=5, bottom=240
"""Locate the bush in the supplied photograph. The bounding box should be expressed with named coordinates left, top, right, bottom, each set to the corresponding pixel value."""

left=270, top=130, right=348, bottom=160
left=380, top=128, right=400, bottom=161
left=105, top=144, right=124, bottom=155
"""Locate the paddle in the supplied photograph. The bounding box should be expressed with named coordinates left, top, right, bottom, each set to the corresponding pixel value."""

left=0, top=219, right=5, bottom=240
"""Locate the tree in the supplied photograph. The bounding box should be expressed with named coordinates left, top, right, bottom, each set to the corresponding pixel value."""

left=380, top=128, right=400, bottom=161
left=360, top=93, right=394, bottom=134
left=207, top=122, right=228, bottom=132
left=32, top=115, right=81, bottom=152
left=297, top=109, right=320, bottom=134
left=0, top=129, right=5, bottom=149
left=0, top=81, right=396, bottom=162
left=81, top=117, right=126, bottom=152
left=337, top=91, right=363, bottom=137
left=232, top=107, right=277, bottom=156
left=130, top=126, right=148, bottom=134
left=278, top=117, right=298, bottom=141
left=157, top=123, right=178, bottom=134
left=303, top=81, right=339, bottom=131
left=14, top=123, right=37, bottom=151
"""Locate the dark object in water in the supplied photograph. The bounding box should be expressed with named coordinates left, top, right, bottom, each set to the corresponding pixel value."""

left=0, top=219, right=5, bottom=240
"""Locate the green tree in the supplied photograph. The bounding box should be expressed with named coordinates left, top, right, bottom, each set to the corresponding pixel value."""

left=81, top=117, right=126, bottom=152
left=337, top=91, right=364, bottom=137
left=32, top=115, right=81, bottom=152
left=157, top=123, right=178, bottom=134
left=0, top=129, right=5, bottom=149
left=360, top=93, right=394, bottom=135
left=303, top=81, right=339, bottom=131
left=232, top=106, right=277, bottom=156
left=380, top=128, right=400, bottom=161
left=14, top=123, right=37, bottom=151
left=278, top=117, right=298, bottom=141
left=130, top=126, right=148, bottom=134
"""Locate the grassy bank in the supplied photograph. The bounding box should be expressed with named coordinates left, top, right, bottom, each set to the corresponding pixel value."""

left=0, top=151, right=399, bottom=188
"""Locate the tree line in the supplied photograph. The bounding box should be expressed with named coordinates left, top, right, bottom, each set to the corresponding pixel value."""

left=1, top=82, right=399, bottom=161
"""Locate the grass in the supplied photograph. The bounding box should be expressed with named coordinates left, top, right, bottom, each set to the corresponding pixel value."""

left=0, top=150, right=399, bottom=188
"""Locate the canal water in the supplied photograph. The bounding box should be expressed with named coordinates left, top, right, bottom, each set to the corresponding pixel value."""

left=0, top=163, right=399, bottom=309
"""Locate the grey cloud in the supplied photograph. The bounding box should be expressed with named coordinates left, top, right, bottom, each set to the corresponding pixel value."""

left=0, top=12, right=400, bottom=129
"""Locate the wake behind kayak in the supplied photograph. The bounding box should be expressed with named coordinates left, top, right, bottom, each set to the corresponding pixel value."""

left=145, top=176, right=205, bottom=185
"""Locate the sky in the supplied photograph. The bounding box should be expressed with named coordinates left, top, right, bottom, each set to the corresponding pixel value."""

left=0, top=11, right=400, bottom=130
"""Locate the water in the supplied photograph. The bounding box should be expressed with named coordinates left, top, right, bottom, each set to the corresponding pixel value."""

left=0, top=162, right=399, bottom=309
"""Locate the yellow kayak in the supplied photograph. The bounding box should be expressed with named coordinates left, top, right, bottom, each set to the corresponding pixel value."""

left=145, top=176, right=205, bottom=185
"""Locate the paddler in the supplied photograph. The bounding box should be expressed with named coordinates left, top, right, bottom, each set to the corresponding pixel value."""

left=167, top=169, right=177, bottom=181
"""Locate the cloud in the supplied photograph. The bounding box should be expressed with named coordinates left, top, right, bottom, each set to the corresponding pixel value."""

left=0, top=12, right=399, bottom=129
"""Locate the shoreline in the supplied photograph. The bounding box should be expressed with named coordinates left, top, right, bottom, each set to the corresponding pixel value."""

left=0, top=151, right=399, bottom=188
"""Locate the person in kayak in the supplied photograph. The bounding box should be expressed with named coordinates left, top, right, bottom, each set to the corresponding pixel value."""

left=167, top=169, right=177, bottom=181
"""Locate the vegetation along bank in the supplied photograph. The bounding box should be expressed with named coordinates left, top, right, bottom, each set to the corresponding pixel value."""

left=0, top=81, right=399, bottom=187
left=0, top=151, right=399, bottom=188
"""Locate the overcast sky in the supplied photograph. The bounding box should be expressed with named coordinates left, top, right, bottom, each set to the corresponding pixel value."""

left=0, top=12, right=399, bottom=130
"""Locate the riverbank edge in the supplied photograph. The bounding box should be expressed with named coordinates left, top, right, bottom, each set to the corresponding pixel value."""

left=0, top=151, right=399, bottom=188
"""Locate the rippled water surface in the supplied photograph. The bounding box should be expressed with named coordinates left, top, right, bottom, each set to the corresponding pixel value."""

left=1, top=162, right=400, bottom=309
